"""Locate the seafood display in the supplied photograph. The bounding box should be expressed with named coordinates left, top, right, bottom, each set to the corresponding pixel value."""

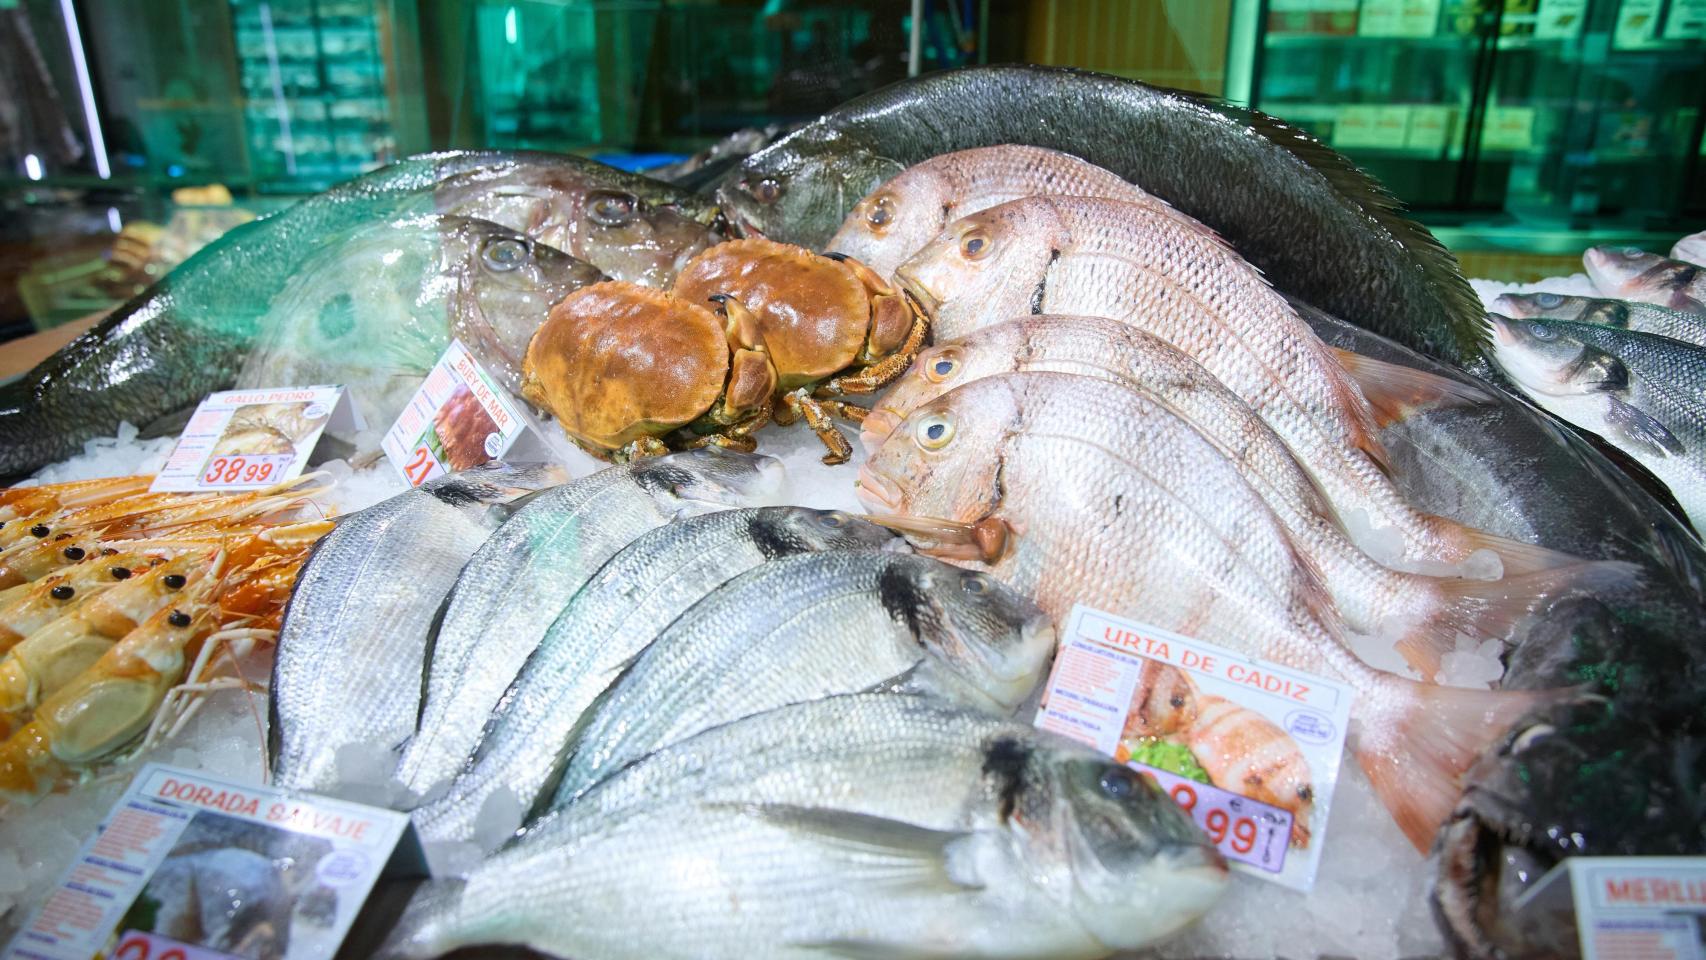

left=3, top=62, right=1704, bottom=960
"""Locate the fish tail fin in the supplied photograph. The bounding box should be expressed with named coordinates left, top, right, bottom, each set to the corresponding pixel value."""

left=1394, top=560, right=1642, bottom=678
left=1425, top=516, right=1605, bottom=578
left=1359, top=681, right=1565, bottom=852
left=375, top=877, right=470, bottom=960
left=1330, top=348, right=1492, bottom=428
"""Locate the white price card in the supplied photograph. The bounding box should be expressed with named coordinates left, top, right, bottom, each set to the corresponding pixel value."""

left=2, top=764, right=420, bottom=960
left=1035, top=604, right=1354, bottom=891
left=1514, top=856, right=1706, bottom=960
left=150, top=386, right=358, bottom=493
left=381, top=339, right=559, bottom=487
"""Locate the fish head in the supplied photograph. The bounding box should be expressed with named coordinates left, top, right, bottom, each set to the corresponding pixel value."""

left=717, top=127, right=904, bottom=247
left=882, top=555, right=1055, bottom=712
left=1584, top=245, right=1662, bottom=293
left=749, top=507, right=905, bottom=556
left=825, top=164, right=959, bottom=282
left=893, top=200, right=1067, bottom=341
left=857, top=376, right=1020, bottom=529
left=436, top=166, right=722, bottom=286
left=443, top=217, right=606, bottom=391
left=999, top=738, right=1227, bottom=949
left=860, top=327, right=1020, bottom=453
left=424, top=460, right=572, bottom=506
left=1433, top=693, right=1706, bottom=958
left=630, top=448, right=788, bottom=515
left=1488, top=315, right=1628, bottom=398
left=1493, top=291, right=1592, bottom=322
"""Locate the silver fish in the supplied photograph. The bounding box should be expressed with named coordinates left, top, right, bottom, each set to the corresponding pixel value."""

left=379, top=694, right=1228, bottom=960
left=268, top=461, right=565, bottom=794
left=1494, top=292, right=1706, bottom=347
left=409, top=505, right=898, bottom=847
left=397, top=449, right=786, bottom=798
left=1584, top=246, right=1706, bottom=314
left=550, top=551, right=1056, bottom=807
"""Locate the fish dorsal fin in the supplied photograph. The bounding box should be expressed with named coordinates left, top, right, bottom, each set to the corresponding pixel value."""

left=716, top=802, right=983, bottom=894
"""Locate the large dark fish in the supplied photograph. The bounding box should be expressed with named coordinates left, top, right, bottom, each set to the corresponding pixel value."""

left=0, top=151, right=720, bottom=479
left=1295, top=305, right=1706, bottom=959
left=717, top=65, right=1484, bottom=368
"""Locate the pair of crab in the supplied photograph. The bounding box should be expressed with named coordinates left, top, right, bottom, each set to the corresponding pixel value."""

left=521, top=239, right=926, bottom=464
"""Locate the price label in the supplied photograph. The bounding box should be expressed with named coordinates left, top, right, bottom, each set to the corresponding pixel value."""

left=111, top=931, right=236, bottom=960
left=1035, top=605, right=1354, bottom=891
left=151, top=386, right=358, bottom=494
left=381, top=340, right=561, bottom=487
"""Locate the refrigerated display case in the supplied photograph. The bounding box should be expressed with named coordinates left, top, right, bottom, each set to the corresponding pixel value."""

left=1228, top=0, right=1706, bottom=242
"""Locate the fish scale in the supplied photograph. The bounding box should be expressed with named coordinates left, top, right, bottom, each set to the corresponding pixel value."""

left=268, top=462, right=562, bottom=793
left=379, top=695, right=1226, bottom=960
left=549, top=551, right=1054, bottom=808
left=410, top=505, right=897, bottom=847
left=397, top=451, right=787, bottom=805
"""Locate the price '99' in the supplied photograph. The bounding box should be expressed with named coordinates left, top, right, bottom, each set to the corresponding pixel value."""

left=201, top=455, right=278, bottom=486
left=1168, top=782, right=1259, bottom=854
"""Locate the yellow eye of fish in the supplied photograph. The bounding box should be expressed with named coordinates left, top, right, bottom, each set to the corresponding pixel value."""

left=867, top=196, right=895, bottom=231
left=924, top=353, right=958, bottom=382
left=820, top=512, right=846, bottom=528
left=960, top=229, right=991, bottom=261
left=915, top=414, right=954, bottom=450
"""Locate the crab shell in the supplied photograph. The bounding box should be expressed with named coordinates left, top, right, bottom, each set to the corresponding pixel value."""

left=673, top=238, right=910, bottom=390
left=520, top=282, right=733, bottom=454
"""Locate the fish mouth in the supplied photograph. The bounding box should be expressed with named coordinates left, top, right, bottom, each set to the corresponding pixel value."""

left=893, top=268, right=940, bottom=319
left=1487, top=313, right=1519, bottom=347
left=1431, top=790, right=1563, bottom=960
left=855, top=463, right=903, bottom=513
left=858, top=408, right=903, bottom=454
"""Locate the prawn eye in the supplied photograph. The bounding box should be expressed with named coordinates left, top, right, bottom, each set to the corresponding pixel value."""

left=29, top=524, right=49, bottom=538
left=163, top=574, right=187, bottom=590
left=482, top=238, right=528, bottom=272
left=589, top=190, right=638, bottom=227
left=110, top=566, right=131, bottom=580
left=50, top=585, right=74, bottom=601
left=915, top=414, right=955, bottom=450
left=168, top=610, right=192, bottom=628
left=753, top=178, right=783, bottom=204
left=959, top=228, right=992, bottom=261
left=62, top=546, right=85, bottom=561
left=866, top=195, right=895, bottom=231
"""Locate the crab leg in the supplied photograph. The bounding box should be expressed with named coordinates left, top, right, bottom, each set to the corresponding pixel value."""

left=824, top=308, right=930, bottom=395
left=785, top=389, right=855, bottom=465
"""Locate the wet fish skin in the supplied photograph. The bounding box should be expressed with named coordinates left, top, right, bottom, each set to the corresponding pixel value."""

left=380, top=694, right=1228, bottom=960
left=859, top=371, right=1558, bottom=850
left=396, top=449, right=787, bottom=806
left=1489, top=315, right=1706, bottom=532
left=267, top=461, right=565, bottom=794
left=1494, top=292, right=1706, bottom=347
left=0, top=151, right=705, bottom=478
left=550, top=550, right=1056, bottom=807
left=1584, top=246, right=1706, bottom=313
left=719, top=64, right=1483, bottom=365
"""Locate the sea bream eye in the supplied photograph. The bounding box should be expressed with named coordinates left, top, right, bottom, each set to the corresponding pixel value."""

left=866, top=195, right=895, bottom=230
left=924, top=352, right=959, bottom=382
left=960, top=228, right=992, bottom=260
left=483, top=238, right=528, bottom=272
left=915, top=414, right=955, bottom=450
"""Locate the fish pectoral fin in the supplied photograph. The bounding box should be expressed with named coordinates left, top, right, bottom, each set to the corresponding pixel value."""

left=857, top=662, right=924, bottom=696
left=719, top=802, right=983, bottom=894
left=1329, top=347, right=1492, bottom=427
left=793, top=938, right=965, bottom=960
left=1605, top=396, right=1684, bottom=458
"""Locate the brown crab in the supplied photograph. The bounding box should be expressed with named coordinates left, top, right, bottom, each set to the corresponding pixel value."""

left=520, top=239, right=926, bottom=463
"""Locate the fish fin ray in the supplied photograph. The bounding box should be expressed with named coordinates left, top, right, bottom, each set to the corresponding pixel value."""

left=1605, top=396, right=1685, bottom=458
left=1395, top=561, right=1643, bottom=678
left=718, top=802, right=982, bottom=893
left=1423, top=516, right=1598, bottom=577
left=1358, top=681, right=1570, bottom=852
left=1330, top=348, right=1492, bottom=427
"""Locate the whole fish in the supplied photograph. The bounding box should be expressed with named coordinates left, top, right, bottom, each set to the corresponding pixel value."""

left=862, top=315, right=1625, bottom=678
left=859, top=372, right=1557, bottom=850
left=550, top=550, right=1056, bottom=807
left=410, top=505, right=900, bottom=847
left=1674, top=229, right=1706, bottom=267
left=896, top=195, right=1562, bottom=577
left=379, top=694, right=1228, bottom=960
left=0, top=151, right=718, bottom=478
left=268, top=461, right=563, bottom=793
left=1584, top=246, right=1706, bottom=313
left=825, top=145, right=1161, bottom=280
left=719, top=64, right=1483, bottom=366
left=1494, top=292, right=1706, bottom=347
left=236, top=214, right=604, bottom=423
left=1489, top=315, right=1706, bottom=532
left=396, top=449, right=786, bottom=801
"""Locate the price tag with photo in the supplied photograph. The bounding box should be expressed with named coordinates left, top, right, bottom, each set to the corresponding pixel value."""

left=150, top=386, right=359, bottom=494
left=381, top=340, right=560, bottom=487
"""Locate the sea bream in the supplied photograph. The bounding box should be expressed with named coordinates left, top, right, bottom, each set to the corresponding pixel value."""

left=396, top=449, right=786, bottom=804
left=380, top=695, right=1228, bottom=960
left=894, top=195, right=1565, bottom=577
left=0, top=151, right=720, bottom=478
left=268, top=461, right=564, bottom=794
left=719, top=65, right=1484, bottom=366
left=549, top=551, right=1056, bottom=807
left=859, top=372, right=1559, bottom=850
left=862, top=315, right=1627, bottom=678
left=410, top=506, right=899, bottom=848
left=1494, top=291, right=1706, bottom=348
left=1584, top=246, right=1706, bottom=314
left=1489, top=315, right=1706, bottom=532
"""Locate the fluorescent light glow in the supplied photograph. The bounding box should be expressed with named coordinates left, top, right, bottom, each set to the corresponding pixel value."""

left=107, top=207, right=123, bottom=232
left=505, top=7, right=518, bottom=44
left=258, top=3, right=297, bottom=175
left=58, top=0, right=110, bottom=179
left=24, top=154, right=44, bottom=181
